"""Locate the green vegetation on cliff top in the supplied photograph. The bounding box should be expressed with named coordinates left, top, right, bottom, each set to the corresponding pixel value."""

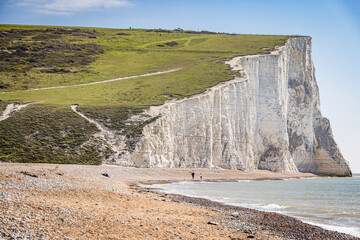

left=0, top=24, right=290, bottom=164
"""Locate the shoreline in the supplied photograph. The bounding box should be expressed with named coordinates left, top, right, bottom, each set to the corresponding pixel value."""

left=145, top=190, right=358, bottom=240
left=0, top=163, right=357, bottom=239
left=139, top=175, right=320, bottom=186
left=141, top=181, right=359, bottom=239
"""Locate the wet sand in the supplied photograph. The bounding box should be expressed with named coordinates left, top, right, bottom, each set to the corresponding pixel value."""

left=0, top=163, right=357, bottom=239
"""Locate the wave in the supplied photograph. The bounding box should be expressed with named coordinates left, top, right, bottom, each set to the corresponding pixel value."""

left=302, top=221, right=360, bottom=238
left=260, top=203, right=290, bottom=210
left=237, top=203, right=291, bottom=212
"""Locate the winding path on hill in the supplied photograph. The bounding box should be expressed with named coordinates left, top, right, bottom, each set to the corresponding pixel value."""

left=70, top=104, right=119, bottom=155
left=0, top=68, right=183, bottom=94
left=0, top=103, right=33, bottom=122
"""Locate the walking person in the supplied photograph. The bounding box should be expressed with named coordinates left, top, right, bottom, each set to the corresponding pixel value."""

left=200, top=173, right=203, bottom=181
left=191, top=172, right=195, bottom=180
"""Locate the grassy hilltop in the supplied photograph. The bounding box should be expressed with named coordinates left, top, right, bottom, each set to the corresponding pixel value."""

left=0, top=24, right=290, bottom=164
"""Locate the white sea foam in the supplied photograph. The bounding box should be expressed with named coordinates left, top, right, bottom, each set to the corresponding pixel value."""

left=303, top=221, right=360, bottom=238
left=235, top=203, right=291, bottom=213
left=261, top=204, right=290, bottom=210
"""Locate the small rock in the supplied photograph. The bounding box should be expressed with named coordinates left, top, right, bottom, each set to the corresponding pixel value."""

left=207, top=221, right=218, bottom=225
left=231, top=212, right=239, bottom=217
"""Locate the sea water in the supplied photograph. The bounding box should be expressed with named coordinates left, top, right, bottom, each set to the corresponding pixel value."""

left=150, top=174, right=360, bottom=237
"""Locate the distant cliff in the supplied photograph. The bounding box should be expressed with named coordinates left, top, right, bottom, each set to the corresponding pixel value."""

left=97, top=37, right=351, bottom=176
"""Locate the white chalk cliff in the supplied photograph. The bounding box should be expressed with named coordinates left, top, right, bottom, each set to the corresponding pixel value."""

left=104, top=37, right=351, bottom=176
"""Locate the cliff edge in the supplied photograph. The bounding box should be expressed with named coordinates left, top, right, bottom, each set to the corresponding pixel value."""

left=104, top=37, right=352, bottom=177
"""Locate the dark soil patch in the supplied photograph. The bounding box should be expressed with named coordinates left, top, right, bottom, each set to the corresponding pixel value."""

left=146, top=29, right=172, bottom=33
left=164, top=41, right=178, bottom=47
left=157, top=41, right=179, bottom=48
left=184, top=30, right=218, bottom=35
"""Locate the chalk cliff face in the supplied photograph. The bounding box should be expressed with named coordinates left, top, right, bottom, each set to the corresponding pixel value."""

left=107, top=37, right=351, bottom=177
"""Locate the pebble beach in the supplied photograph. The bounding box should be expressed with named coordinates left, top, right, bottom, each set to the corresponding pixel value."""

left=0, top=163, right=358, bottom=240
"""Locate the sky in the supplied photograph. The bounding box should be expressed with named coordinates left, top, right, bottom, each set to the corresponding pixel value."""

left=1, top=0, right=359, bottom=173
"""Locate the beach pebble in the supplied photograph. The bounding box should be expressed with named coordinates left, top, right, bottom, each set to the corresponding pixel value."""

left=231, top=212, right=239, bottom=217
left=207, top=221, right=219, bottom=225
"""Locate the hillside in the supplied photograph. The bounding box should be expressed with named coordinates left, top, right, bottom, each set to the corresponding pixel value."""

left=0, top=24, right=290, bottom=164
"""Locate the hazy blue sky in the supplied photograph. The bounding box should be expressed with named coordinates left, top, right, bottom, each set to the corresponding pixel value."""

left=1, top=0, right=359, bottom=172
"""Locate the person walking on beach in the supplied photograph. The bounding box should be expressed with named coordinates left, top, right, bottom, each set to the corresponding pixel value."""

left=200, top=173, right=203, bottom=181
left=191, top=172, right=195, bottom=180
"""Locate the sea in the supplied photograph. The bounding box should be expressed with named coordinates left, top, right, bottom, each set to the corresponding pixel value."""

left=150, top=174, right=360, bottom=238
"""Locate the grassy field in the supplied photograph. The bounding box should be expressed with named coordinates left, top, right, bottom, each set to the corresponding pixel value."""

left=0, top=24, right=291, bottom=164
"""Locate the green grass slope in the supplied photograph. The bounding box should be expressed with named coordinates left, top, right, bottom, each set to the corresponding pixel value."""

left=0, top=24, right=291, bottom=164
